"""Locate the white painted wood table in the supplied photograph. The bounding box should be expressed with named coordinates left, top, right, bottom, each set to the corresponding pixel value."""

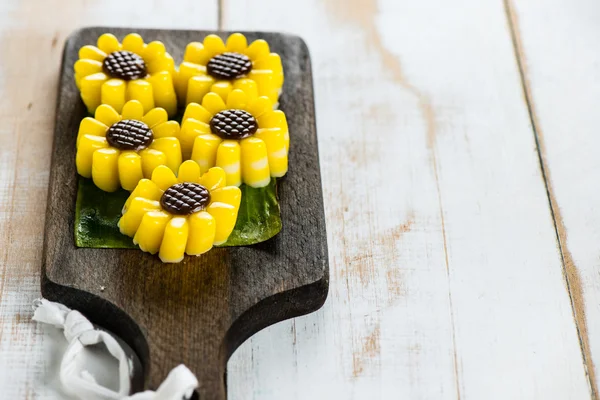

left=1, top=0, right=599, bottom=398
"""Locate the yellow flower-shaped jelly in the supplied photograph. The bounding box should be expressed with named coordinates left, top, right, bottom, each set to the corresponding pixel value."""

left=120, top=162, right=241, bottom=263
left=76, top=100, right=182, bottom=192
left=75, top=33, right=178, bottom=116
left=175, top=33, right=283, bottom=108
left=179, top=88, right=289, bottom=188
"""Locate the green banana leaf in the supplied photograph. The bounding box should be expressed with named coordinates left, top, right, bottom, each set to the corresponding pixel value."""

left=74, top=177, right=281, bottom=249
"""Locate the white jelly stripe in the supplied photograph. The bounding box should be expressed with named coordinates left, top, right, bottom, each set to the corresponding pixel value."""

left=270, top=148, right=287, bottom=158
left=247, top=176, right=271, bottom=188
left=221, top=164, right=240, bottom=174
left=251, top=158, right=269, bottom=170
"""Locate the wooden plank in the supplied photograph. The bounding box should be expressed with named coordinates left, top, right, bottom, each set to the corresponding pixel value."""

left=0, top=1, right=218, bottom=399
left=223, top=0, right=592, bottom=399
left=44, top=27, right=327, bottom=400
left=505, top=0, right=600, bottom=396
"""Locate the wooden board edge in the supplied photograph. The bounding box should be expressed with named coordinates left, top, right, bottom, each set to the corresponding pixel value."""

left=40, top=26, right=330, bottom=393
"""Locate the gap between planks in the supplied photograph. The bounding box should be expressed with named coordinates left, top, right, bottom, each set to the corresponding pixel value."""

left=218, top=0, right=225, bottom=30
left=502, top=0, right=598, bottom=398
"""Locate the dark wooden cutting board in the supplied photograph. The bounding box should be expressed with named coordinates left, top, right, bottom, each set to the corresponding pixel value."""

left=41, top=27, right=328, bottom=400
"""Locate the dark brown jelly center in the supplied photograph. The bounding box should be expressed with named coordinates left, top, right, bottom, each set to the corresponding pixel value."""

left=102, top=50, right=147, bottom=81
left=106, top=120, right=153, bottom=151
left=160, top=182, right=211, bottom=215
left=209, top=109, right=258, bottom=140
left=206, top=52, right=252, bottom=80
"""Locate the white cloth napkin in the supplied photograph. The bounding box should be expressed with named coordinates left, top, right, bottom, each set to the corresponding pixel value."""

left=32, top=299, right=198, bottom=400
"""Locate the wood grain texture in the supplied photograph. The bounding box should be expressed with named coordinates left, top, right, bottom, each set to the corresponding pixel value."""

left=224, top=0, right=592, bottom=399
left=2, top=0, right=600, bottom=399
left=0, top=1, right=217, bottom=399
left=506, top=0, right=600, bottom=396
left=43, top=27, right=328, bottom=400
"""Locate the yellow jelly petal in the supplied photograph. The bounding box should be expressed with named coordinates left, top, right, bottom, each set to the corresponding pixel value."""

left=207, top=202, right=238, bottom=245
left=118, top=151, right=144, bottom=191
left=126, top=80, right=155, bottom=112
left=226, top=89, right=249, bottom=110
left=97, top=33, right=121, bottom=54
left=152, top=121, right=180, bottom=139
left=139, top=148, right=167, bottom=178
left=164, top=53, right=176, bottom=74
left=257, top=110, right=290, bottom=150
left=257, top=109, right=287, bottom=129
left=180, top=118, right=212, bottom=160
left=143, top=41, right=166, bottom=63
left=264, top=54, right=284, bottom=88
left=240, top=137, right=270, bottom=188
left=151, top=164, right=178, bottom=190
left=190, top=134, right=222, bottom=174
left=92, top=148, right=120, bottom=192
left=77, top=117, right=108, bottom=148
left=248, top=69, right=277, bottom=102
left=74, top=59, right=102, bottom=78
left=122, top=33, right=145, bottom=55
left=210, top=186, right=241, bottom=209
left=245, top=39, right=270, bottom=61
left=147, top=71, right=177, bottom=117
left=175, top=61, right=208, bottom=105
left=149, top=137, right=182, bottom=172
left=119, top=197, right=161, bottom=237
left=79, top=45, right=107, bottom=62
left=177, top=160, right=201, bottom=183
left=124, top=178, right=163, bottom=210
left=254, top=127, right=288, bottom=177
left=186, top=211, right=215, bottom=255
left=183, top=42, right=205, bottom=64
left=215, top=141, right=241, bottom=187
left=121, top=100, right=145, bottom=120
left=233, top=79, right=258, bottom=102
left=134, top=210, right=171, bottom=253
left=80, top=72, right=109, bottom=113
left=186, top=75, right=214, bottom=106
left=159, top=217, right=189, bottom=263
left=182, top=103, right=212, bottom=124
left=253, top=53, right=282, bottom=71
left=247, top=96, right=273, bottom=119
left=210, top=81, right=232, bottom=101
left=76, top=135, right=108, bottom=178
left=203, top=34, right=226, bottom=57
left=201, top=92, right=226, bottom=115
left=226, top=33, right=248, bottom=52
left=134, top=210, right=171, bottom=254
left=200, top=167, right=227, bottom=191
left=147, top=55, right=175, bottom=75
left=95, top=104, right=121, bottom=127
left=101, top=79, right=126, bottom=113
left=142, top=108, right=168, bottom=128
left=74, top=73, right=83, bottom=90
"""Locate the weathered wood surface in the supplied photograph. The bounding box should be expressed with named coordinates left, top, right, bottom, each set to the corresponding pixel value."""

left=505, top=0, right=600, bottom=396
left=42, top=27, right=328, bottom=400
left=2, top=0, right=600, bottom=399
left=224, top=0, right=592, bottom=399
left=0, top=1, right=217, bottom=399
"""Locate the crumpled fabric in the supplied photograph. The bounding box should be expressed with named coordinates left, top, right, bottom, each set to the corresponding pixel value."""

left=32, top=299, right=198, bottom=400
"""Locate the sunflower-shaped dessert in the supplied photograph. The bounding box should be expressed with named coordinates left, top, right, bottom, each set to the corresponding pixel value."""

left=76, top=100, right=182, bottom=192
left=178, top=88, right=289, bottom=188
left=175, top=33, right=283, bottom=108
left=119, top=162, right=241, bottom=262
left=75, top=33, right=178, bottom=117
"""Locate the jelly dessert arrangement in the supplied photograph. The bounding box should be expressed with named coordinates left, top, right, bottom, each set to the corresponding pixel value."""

left=73, top=32, right=288, bottom=263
